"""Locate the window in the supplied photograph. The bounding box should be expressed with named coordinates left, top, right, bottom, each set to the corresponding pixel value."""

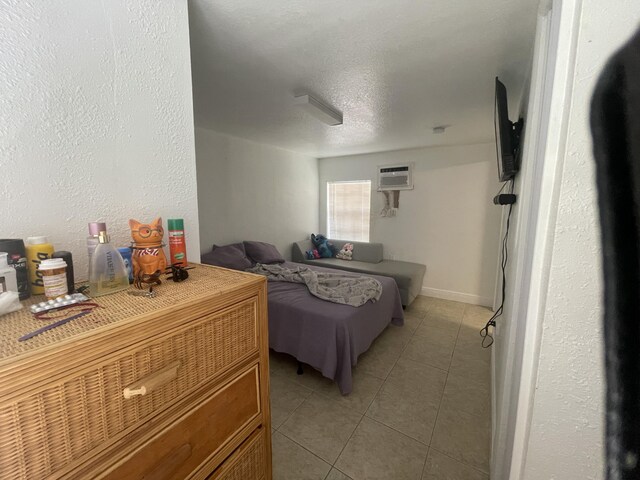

left=327, top=180, right=371, bottom=241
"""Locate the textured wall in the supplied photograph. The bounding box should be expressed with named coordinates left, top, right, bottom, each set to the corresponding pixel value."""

left=522, top=2, right=640, bottom=478
left=319, top=144, right=502, bottom=306
left=195, top=128, right=319, bottom=260
left=0, top=0, right=199, bottom=281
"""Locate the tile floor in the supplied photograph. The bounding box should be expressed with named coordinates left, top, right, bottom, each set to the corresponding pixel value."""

left=269, top=295, right=492, bottom=480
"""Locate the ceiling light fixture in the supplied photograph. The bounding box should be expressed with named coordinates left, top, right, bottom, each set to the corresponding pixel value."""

left=294, top=94, right=343, bottom=126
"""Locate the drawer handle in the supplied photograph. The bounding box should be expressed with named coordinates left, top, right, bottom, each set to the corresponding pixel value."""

left=123, top=360, right=181, bottom=399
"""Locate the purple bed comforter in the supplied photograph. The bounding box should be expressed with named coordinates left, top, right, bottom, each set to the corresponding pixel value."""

left=267, top=261, right=404, bottom=394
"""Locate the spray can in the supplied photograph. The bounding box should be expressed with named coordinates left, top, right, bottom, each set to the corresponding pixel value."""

left=25, top=236, right=55, bottom=295
left=0, top=239, right=30, bottom=299
left=167, top=219, right=188, bottom=266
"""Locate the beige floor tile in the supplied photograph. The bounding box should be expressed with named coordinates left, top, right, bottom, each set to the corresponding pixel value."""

left=271, top=431, right=332, bottom=480
left=385, top=357, right=447, bottom=390
left=422, top=449, right=488, bottom=480
left=270, top=350, right=300, bottom=377
left=430, top=404, right=490, bottom=473
left=270, top=298, right=491, bottom=479
left=401, top=333, right=455, bottom=371
left=376, top=322, right=416, bottom=351
left=461, top=304, right=493, bottom=329
left=426, top=306, right=464, bottom=323
left=406, top=295, right=432, bottom=315
left=456, top=322, right=486, bottom=346
left=326, top=468, right=353, bottom=480
left=414, top=312, right=461, bottom=344
left=288, top=364, right=336, bottom=392
left=403, top=312, right=424, bottom=332
left=354, top=339, right=402, bottom=380
left=270, top=351, right=337, bottom=392
left=441, top=372, right=490, bottom=418
left=449, top=337, right=491, bottom=384
left=428, top=298, right=466, bottom=317
left=314, top=371, right=384, bottom=414
left=366, top=358, right=446, bottom=444
left=279, top=393, right=362, bottom=464
left=270, top=373, right=313, bottom=429
left=335, top=417, right=428, bottom=480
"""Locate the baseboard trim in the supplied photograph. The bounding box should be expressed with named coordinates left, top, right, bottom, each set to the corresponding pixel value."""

left=420, top=286, right=493, bottom=307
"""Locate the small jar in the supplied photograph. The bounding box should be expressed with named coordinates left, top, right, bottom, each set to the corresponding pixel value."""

left=38, top=258, right=68, bottom=299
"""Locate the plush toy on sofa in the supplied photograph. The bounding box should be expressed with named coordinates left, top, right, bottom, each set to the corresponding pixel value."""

left=305, top=249, right=321, bottom=259
left=336, top=243, right=354, bottom=261
left=311, top=234, right=337, bottom=258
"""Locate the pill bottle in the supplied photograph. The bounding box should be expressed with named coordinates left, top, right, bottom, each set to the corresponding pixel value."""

left=38, top=258, right=68, bottom=299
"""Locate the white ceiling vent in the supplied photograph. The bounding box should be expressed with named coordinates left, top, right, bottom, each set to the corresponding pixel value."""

left=377, top=164, right=414, bottom=191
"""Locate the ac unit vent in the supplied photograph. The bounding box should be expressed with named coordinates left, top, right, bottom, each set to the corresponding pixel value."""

left=377, top=164, right=413, bottom=191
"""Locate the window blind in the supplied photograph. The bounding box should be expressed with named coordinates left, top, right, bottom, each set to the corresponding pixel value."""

left=327, top=180, right=371, bottom=241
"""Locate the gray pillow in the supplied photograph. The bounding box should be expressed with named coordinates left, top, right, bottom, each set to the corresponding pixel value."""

left=243, top=241, right=285, bottom=264
left=201, top=243, right=253, bottom=270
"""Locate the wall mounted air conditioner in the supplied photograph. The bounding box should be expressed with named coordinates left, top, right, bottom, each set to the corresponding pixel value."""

left=377, top=163, right=414, bottom=191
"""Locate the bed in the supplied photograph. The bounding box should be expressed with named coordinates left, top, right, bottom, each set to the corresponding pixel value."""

left=267, top=261, right=404, bottom=395
left=201, top=242, right=405, bottom=395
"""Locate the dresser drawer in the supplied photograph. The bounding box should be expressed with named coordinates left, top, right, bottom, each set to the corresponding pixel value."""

left=0, top=298, right=259, bottom=479
left=208, top=427, right=267, bottom=480
left=104, top=365, right=261, bottom=480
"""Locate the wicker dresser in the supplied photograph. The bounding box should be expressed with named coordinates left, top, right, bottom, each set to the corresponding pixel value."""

left=0, top=264, right=271, bottom=480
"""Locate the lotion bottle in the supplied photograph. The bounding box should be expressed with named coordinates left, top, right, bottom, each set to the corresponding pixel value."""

left=89, top=231, right=129, bottom=297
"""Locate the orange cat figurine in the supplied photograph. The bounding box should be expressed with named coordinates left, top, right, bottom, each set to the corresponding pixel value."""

left=129, top=217, right=167, bottom=288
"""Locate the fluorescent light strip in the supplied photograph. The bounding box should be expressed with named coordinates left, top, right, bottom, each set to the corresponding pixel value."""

left=294, top=94, right=343, bottom=126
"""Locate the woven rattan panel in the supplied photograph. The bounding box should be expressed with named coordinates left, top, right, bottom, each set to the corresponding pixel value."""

left=0, top=298, right=258, bottom=479
left=0, top=264, right=256, bottom=361
left=213, top=428, right=266, bottom=480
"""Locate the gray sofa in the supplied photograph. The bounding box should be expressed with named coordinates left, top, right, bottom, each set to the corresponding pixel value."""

left=292, top=239, right=426, bottom=306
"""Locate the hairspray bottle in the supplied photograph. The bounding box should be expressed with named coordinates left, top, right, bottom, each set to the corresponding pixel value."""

left=167, top=219, right=188, bottom=266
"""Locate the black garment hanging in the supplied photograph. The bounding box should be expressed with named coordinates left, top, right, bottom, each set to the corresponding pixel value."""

left=590, top=27, right=640, bottom=480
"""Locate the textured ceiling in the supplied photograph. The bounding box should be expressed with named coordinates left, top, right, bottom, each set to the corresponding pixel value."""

left=189, top=0, right=539, bottom=158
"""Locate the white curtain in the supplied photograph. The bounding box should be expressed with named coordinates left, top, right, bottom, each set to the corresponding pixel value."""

left=327, top=181, right=371, bottom=241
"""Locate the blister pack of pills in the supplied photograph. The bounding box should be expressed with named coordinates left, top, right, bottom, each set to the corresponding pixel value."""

left=30, top=293, right=91, bottom=314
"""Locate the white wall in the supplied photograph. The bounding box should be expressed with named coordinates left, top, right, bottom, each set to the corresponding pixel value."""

left=319, top=144, right=502, bottom=306
left=0, top=0, right=200, bottom=280
left=491, top=5, right=553, bottom=478
left=195, top=128, right=319, bottom=260
left=520, top=2, right=640, bottom=478
left=497, top=1, right=640, bottom=479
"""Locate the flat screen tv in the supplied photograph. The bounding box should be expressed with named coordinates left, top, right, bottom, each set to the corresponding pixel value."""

left=495, top=77, right=523, bottom=182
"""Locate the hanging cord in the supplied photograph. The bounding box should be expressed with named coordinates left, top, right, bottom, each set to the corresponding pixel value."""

left=481, top=179, right=515, bottom=347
